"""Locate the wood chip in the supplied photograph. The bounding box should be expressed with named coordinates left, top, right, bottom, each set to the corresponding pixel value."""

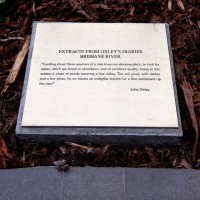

left=145, top=146, right=158, bottom=164
left=68, top=0, right=80, bottom=9
left=197, top=21, right=200, bottom=29
left=0, top=138, right=7, bottom=169
left=180, top=159, right=192, bottom=169
left=91, top=4, right=112, bottom=10
left=181, top=81, right=199, bottom=161
left=1, top=35, right=30, bottom=95
left=177, top=0, right=185, bottom=11
left=175, top=62, right=199, bottom=161
left=168, top=0, right=172, bottom=11
left=77, top=10, right=93, bottom=21
left=0, top=136, right=13, bottom=168
left=129, top=6, right=135, bottom=16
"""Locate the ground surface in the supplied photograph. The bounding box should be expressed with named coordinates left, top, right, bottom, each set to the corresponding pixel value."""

left=0, top=0, right=200, bottom=169
left=1, top=167, right=200, bottom=200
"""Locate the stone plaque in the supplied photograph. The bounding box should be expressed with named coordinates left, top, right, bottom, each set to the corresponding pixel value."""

left=16, top=22, right=182, bottom=144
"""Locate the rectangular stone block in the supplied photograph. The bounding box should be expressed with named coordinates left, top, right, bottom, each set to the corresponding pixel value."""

left=16, top=22, right=182, bottom=144
left=0, top=167, right=195, bottom=200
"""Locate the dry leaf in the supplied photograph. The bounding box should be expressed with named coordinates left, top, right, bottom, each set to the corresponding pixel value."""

left=1, top=35, right=30, bottom=95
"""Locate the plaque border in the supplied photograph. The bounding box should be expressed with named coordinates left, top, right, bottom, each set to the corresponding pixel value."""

left=16, top=22, right=183, bottom=145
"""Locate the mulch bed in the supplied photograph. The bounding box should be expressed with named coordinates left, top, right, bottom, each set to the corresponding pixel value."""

left=0, top=0, right=200, bottom=169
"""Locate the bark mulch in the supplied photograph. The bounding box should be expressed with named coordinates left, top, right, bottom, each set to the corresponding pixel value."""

left=0, top=0, right=200, bottom=169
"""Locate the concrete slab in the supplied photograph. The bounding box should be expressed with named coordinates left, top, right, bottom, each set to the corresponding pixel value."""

left=0, top=167, right=62, bottom=200
left=187, top=169, right=200, bottom=200
left=0, top=167, right=198, bottom=200
left=125, top=168, right=191, bottom=200
left=60, top=167, right=123, bottom=200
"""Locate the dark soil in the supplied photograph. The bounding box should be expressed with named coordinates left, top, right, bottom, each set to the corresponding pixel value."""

left=0, top=0, right=200, bottom=169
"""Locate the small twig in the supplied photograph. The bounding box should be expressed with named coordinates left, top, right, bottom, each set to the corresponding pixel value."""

left=0, top=37, right=24, bottom=42
left=2, top=114, right=17, bottom=136
left=71, top=2, right=83, bottom=12
left=65, top=142, right=93, bottom=150
left=184, top=52, right=196, bottom=61
left=32, top=1, right=36, bottom=21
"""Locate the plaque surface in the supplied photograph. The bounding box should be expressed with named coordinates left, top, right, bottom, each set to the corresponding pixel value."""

left=16, top=22, right=182, bottom=144
left=21, top=23, right=178, bottom=127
